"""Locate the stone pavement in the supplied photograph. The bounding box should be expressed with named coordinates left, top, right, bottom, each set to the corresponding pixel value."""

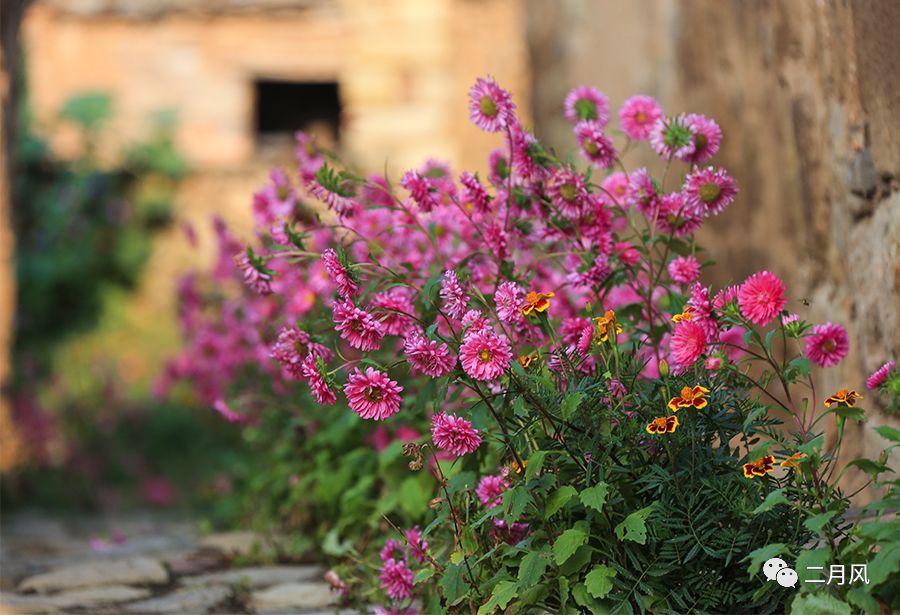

left=0, top=513, right=356, bottom=614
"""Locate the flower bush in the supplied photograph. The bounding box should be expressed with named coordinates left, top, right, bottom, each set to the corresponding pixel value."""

left=162, top=78, right=900, bottom=614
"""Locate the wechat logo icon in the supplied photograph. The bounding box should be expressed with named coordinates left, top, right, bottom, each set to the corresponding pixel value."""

left=764, top=557, right=798, bottom=588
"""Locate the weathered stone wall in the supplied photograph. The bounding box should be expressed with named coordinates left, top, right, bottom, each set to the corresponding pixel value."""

left=529, top=0, right=900, bottom=498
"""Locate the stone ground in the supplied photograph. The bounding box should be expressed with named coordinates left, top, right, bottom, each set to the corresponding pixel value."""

left=0, top=513, right=358, bottom=614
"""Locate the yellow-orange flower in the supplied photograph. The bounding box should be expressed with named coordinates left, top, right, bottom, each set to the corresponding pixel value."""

left=517, top=353, right=539, bottom=368
left=780, top=452, right=807, bottom=469
left=671, top=306, right=695, bottom=324
left=646, top=416, right=679, bottom=434
left=667, top=385, right=710, bottom=412
left=508, top=459, right=527, bottom=476
left=824, top=389, right=863, bottom=408
left=742, top=455, right=775, bottom=478
left=593, top=309, right=623, bottom=343
left=520, top=291, right=555, bottom=317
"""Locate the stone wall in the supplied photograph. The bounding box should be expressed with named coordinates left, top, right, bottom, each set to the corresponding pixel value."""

left=529, top=0, right=900, bottom=499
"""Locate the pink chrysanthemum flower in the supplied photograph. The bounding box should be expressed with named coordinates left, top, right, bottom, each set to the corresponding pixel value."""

left=670, top=320, right=708, bottom=368
left=683, top=113, right=722, bottom=164
left=484, top=222, right=510, bottom=260
left=379, top=558, right=414, bottom=601
left=301, top=355, right=337, bottom=405
left=476, top=474, right=508, bottom=508
left=344, top=367, right=403, bottom=420
left=213, top=399, right=243, bottom=423
left=379, top=539, right=403, bottom=563
left=781, top=312, right=800, bottom=326
left=370, top=287, right=416, bottom=336
left=462, top=310, right=493, bottom=339
left=431, top=413, right=482, bottom=457
left=547, top=165, right=590, bottom=219
left=405, top=527, right=429, bottom=563
left=737, top=271, right=786, bottom=326
left=564, top=86, right=610, bottom=126
left=373, top=608, right=417, bottom=615
left=867, top=360, right=896, bottom=390
left=400, top=170, right=440, bottom=212
left=687, top=282, right=718, bottom=340
left=653, top=191, right=705, bottom=237
left=713, top=285, right=741, bottom=311
left=600, top=172, right=629, bottom=208
left=333, top=300, right=384, bottom=351
left=650, top=114, right=696, bottom=161
left=234, top=252, right=272, bottom=295
left=322, top=248, right=358, bottom=301
left=805, top=322, right=850, bottom=368
left=468, top=76, right=515, bottom=133
left=403, top=332, right=456, bottom=377
left=683, top=167, right=738, bottom=216
left=459, top=171, right=492, bottom=214
left=495, top=281, right=526, bottom=324
left=619, top=95, right=664, bottom=140
left=308, top=175, right=358, bottom=217
left=271, top=326, right=331, bottom=378
left=625, top=167, right=661, bottom=215
left=459, top=330, right=512, bottom=381
left=668, top=255, right=702, bottom=285
left=440, top=270, right=470, bottom=320
left=574, top=121, right=616, bottom=168
left=507, top=123, right=548, bottom=182
left=488, top=148, right=510, bottom=186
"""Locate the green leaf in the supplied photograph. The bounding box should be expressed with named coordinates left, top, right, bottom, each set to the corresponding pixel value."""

left=439, top=563, right=468, bottom=605
left=414, top=568, right=435, bottom=584
left=518, top=551, right=549, bottom=587
left=875, top=424, right=900, bottom=442
left=804, top=510, right=837, bottom=533
left=789, top=593, right=852, bottom=615
left=525, top=450, right=547, bottom=481
left=797, top=434, right=825, bottom=455
left=795, top=547, right=830, bottom=584
left=545, top=485, right=578, bottom=518
left=831, top=405, right=866, bottom=422
left=584, top=565, right=617, bottom=599
left=847, top=458, right=891, bottom=477
left=868, top=542, right=900, bottom=586
left=614, top=505, right=654, bottom=545
left=753, top=489, right=790, bottom=514
left=561, top=392, right=585, bottom=421
left=477, top=580, right=518, bottom=615
left=580, top=483, right=609, bottom=513
left=553, top=527, right=588, bottom=565
left=502, top=486, right=533, bottom=524
left=743, top=543, right=787, bottom=576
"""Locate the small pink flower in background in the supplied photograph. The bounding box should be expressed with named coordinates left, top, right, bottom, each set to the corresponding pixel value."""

left=670, top=320, right=708, bottom=368
left=379, top=558, right=414, bottom=601
left=307, top=176, right=358, bottom=217
left=324, top=569, right=348, bottom=595
left=737, top=271, right=786, bottom=326
left=615, top=242, right=641, bottom=267
left=476, top=474, right=508, bottom=508
left=705, top=356, right=723, bottom=370
left=213, top=399, right=244, bottom=423
left=683, top=113, right=722, bottom=164
left=459, top=171, right=492, bottom=214
left=403, top=332, right=456, bottom=378
left=405, top=526, right=429, bottom=563
left=713, top=285, right=741, bottom=311
left=379, top=539, right=404, bottom=563
left=600, top=172, right=629, bottom=208
left=548, top=165, right=590, bottom=219
left=468, top=76, right=515, bottom=132
left=805, top=322, right=850, bottom=368
left=564, top=86, right=610, bottom=126
left=233, top=253, right=272, bottom=295
left=459, top=330, right=512, bottom=381
left=373, top=607, right=418, bottom=615
left=782, top=312, right=800, bottom=326
left=867, top=360, right=896, bottom=390
left=141, top=476, right=176, bottom=507
left=333, top=300, right=384, bottom=351
left=370, top=287, right=416, bottom=336
left=653, top=192, right=704, bottom=237
left=439, top=270, right=470, bottom=320
left=395, top=425, right=421, bottom=442
left=344, top=367, right=403, bottom=420
left=431, top=413, right=482, bottom=457
left=271, top=326, right=331, bottom=379
left=683, top=167, right=738, bottom=216
left=495, top=281, right=526, bottom=324
left=650, top=114, right=696, bottom=161
left=400, top=170, right=440, bottom=212
left=625, top=167, right=660, bottom=215
left=300, top=355, right=337, bottom=405
left=619, top=95, right=664, bottom=140
left=322, top=249, right=357, bottom=301
left=574, top=121, right=616, bottom=168
left=668, top=255, right=702, bottom=285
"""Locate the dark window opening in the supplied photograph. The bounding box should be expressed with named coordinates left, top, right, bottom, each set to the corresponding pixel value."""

left=254, top=79, right=340, bottom=150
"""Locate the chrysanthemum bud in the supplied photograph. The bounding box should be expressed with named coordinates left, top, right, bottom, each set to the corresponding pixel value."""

left=659, top=359, right=670, bottom=377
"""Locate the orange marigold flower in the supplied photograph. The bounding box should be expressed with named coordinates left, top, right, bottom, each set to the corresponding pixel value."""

left=517, top=353, right=539, bottom=368
left=824, top=389, right=863, bottom=408
left=667, top=385, right=710, bottom=412
left=671, top=306, right=696, bottom=324
left=520, top=291, right=555, bottom=317
left=593, top=309, right=623, bottom=343
left=742, top=455, right=775, bottom=478
left=780, top=452, right=807, bottom=469
left=508, top=459, right=527, bottom=476
left=645, top=416, right=679, bottom=434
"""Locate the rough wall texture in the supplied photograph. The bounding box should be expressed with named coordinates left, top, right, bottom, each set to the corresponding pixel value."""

left=529, top=0, right=900, bottom=499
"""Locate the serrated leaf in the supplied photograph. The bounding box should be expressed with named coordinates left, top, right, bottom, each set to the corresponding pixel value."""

left=795, top=547, right=830, bottom=584
left=553, top=527, right=588, bottom=565
left=579, top=483, right=609, bottom=513
left=518, top=551, right=548, bottom=587
left=414, top=568, right=435, bottom=584
left=753, top=488, right=790, bottom=514
left=875, top=424, right=900, bottom=442
left=789, top=593, right=852, bottom=615
left=743, top=543, right=787, bottom=576
left=614, top=505, right=654, bottom=545
left=804, top=510, right=837, bottom=533
left=584, top=565, right=617, bottom=599
left=502, top=486, right=532, bottom=524
left=477, top=580, right=518, bottom=615
left=545, top=485, right=578, bottom=518
left=525, top=450, right=547, bottom=481
left=439, top=563, right=468, bottom=605
left=561, top=392, right=585, bottom=421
